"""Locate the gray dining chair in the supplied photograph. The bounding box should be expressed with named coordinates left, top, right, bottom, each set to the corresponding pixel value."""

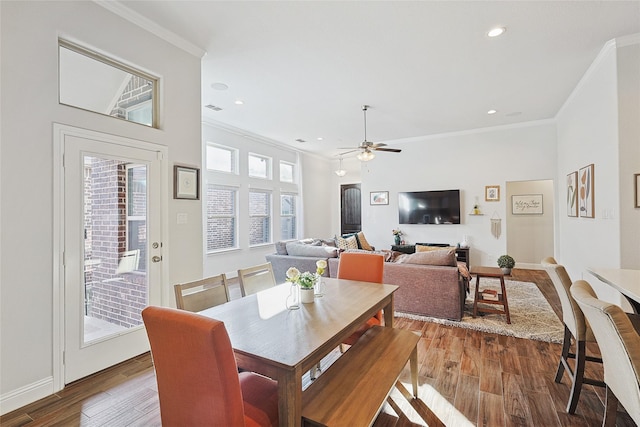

left=542, top=257, right=603, bottom=413
left=570, top=280, right=640, bottom=426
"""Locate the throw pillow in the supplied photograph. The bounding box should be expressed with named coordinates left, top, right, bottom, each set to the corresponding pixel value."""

left=335, top=235, right=358, bottom=250
left=415, top=244, right=457, bottom=252
left=395, top=249, right=457, bottom=267
left=275, top=241, right=289, bottom=255
left=355, top=231, right=374, bottom=251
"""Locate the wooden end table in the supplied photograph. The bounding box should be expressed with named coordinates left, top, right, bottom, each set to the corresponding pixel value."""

left=470, top=266, right=511, bottom=324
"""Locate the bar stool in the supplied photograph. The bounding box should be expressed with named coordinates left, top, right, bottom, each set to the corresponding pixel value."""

left=542, top=257, right=604, bottom=414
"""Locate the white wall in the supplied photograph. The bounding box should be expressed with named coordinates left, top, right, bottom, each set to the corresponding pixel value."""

left=359, top=122, right=557, bottom=267
left=556, top=41, right=621, bottom=285
left=556, top=36, right=640, bottom=304
left=505, top=180, right=555, bottom=266
left=0, top=1, right=202, bottom=413
left=616, top=40, right=640, bottom=269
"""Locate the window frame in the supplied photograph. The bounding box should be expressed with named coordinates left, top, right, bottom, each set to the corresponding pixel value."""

left=248, top=153, right=272, bottom=180
left=206, top=142, right=239, bottom=175
left=248, top=189, right=273, bottom=246
left=205, top=185, right=239, bottom=253
left=58, top=39, right=159, bottom=128
left=280, top=193, right=298, bottom=240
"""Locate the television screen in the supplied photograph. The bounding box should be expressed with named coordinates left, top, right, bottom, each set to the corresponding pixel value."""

left=398, top=190, right=461, bottom=224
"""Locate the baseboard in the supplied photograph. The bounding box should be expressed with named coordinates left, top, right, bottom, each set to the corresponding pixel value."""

left=0, top=376, right=54, bottom=416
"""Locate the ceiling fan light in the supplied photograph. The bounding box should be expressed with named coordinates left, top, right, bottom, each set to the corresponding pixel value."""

left=357, top=150, right=375, bottom=162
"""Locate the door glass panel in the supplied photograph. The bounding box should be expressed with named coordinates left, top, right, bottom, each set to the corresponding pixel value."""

left=83, top=156, right=148, bottom=344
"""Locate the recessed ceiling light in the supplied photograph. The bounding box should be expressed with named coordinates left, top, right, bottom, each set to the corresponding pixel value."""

left=487, top=27, right=506, bottom=37
left=487, top=109, right=497, bottom=115
left=317, top=137, right=324, bottom=141
left=211, top=82, right=229, bottom=90
left=234, top=100, right=244, bottom=105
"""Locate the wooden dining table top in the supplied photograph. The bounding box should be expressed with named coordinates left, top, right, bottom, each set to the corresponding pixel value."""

left=198, top=277, right=398, bottom=427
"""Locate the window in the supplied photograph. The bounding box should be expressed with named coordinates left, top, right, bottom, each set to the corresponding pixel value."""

left=280, top=161, right=295, bottom=183
left=206, top=185, right=237, bottom=251
left=248, top=153, right=271, bottom=179
left=59, top=40, right=158, bottom=128
left=249, top=190, right=272, bottom=245
left=281, top=194, right=297, bottom=240
left=206, top=143, right=238, bottom=174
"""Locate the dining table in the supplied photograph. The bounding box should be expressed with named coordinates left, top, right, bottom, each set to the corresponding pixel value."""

left=587, top=268, right=640, bottom=313
left=198, top=277, right=398, bottom=427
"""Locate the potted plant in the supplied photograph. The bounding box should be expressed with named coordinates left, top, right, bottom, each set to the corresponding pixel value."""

left=497, top=254, right=515, bottom=275
left=297, top=272, right=317, bottom=303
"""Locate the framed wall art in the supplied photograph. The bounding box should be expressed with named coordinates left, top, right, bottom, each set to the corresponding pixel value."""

left=512, top=194, right=543, bottom=215
left=578, top=164, right=594, bottom=218
left=370, top=191, right=389, bottom=205
left=567, top=171, right=578, bottom=217
left=485, top=185, right=500, bottom=202
left=174, top=165, right=200, bottom=200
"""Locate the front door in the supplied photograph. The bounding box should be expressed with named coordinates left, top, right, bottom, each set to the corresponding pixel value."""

left=341, top=183, right=361, bottom=235
left=59, top=128, right=164, bottom=383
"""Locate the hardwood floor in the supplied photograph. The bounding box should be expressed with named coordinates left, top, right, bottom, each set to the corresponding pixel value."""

left=1, top=269, right=636, bottom=426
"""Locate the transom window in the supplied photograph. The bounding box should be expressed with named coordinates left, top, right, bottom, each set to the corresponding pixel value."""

left=280, top=161, right=295, bottom=183
left=58, top=40, right=158, bottom=128
left=206, top=143, right=238, bottom=174
left=248, top=153, right=272, bottom=179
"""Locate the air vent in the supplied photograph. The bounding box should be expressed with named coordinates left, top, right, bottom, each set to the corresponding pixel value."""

left=205, top=104, right=223, bottom=111
left=295, top=138, right=306, bottom=143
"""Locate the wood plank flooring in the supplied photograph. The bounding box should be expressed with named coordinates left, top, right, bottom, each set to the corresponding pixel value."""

left=1, top=269, right=636, bottom=426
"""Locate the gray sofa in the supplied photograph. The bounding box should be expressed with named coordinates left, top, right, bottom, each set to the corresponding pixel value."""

left=265, top=239, right=338, bottom=283
left=328, top=252, right=466, bottom=321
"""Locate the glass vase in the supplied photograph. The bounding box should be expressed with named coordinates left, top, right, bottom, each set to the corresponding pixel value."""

left=286, top=283, right=300, bottom=310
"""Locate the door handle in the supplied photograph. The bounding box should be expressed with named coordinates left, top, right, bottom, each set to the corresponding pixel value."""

left=151, top=256, right=162, bottom=263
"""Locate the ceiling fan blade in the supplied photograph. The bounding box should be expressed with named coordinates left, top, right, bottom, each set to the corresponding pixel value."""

left=373, top=147, right=402, bottom=153
left=338, top=149, right=360, bottom=155
left=370, top=142, right=387, bottom=148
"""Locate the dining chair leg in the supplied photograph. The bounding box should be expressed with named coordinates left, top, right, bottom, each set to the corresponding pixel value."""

left=555, top=326, right=571, bottom=383
left=567, top=340, right=586, bottom=414
left=603, top=385, right=618, bottom=427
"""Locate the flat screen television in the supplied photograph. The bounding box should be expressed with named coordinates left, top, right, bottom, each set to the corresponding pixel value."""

left=398, top=189, right=461, bottom=224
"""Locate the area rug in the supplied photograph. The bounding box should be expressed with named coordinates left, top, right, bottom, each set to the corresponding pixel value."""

left=395, top=279, right=564, bottom=343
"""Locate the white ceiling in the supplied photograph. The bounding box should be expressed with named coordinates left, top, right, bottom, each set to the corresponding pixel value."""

left=119, top=1, right=640, bottom=158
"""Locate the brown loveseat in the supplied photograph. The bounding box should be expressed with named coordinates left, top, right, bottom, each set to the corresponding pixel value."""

left=328, top=251, right=466, bottom=321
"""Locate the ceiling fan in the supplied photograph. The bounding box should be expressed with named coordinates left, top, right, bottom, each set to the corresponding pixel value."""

left=339, top=105, right=402, bottom=161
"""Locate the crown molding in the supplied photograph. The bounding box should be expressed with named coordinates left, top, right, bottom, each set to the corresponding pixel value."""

left=93, top=0, right=206, bottom=58
left=616, top=32, right=640, bottom=48
left=556, top=33, right=640, bottom=118
left=381, top=118, right=556, bottom=146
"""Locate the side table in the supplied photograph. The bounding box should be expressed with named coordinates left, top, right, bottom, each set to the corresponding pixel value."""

left=470, top=266, right=511, bottom=324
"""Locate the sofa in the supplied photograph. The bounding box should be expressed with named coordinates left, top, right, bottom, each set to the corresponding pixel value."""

left=328, top=248, right=467, bottom=321
left=265, top=238, right=338, bottom=283
left=265, top=233, right=374, bottom=283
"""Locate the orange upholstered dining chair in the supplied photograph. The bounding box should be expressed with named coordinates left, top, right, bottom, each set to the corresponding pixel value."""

left=142, top=306, right=279, bottom=427
left=337, top=252, right=385, bottom=348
